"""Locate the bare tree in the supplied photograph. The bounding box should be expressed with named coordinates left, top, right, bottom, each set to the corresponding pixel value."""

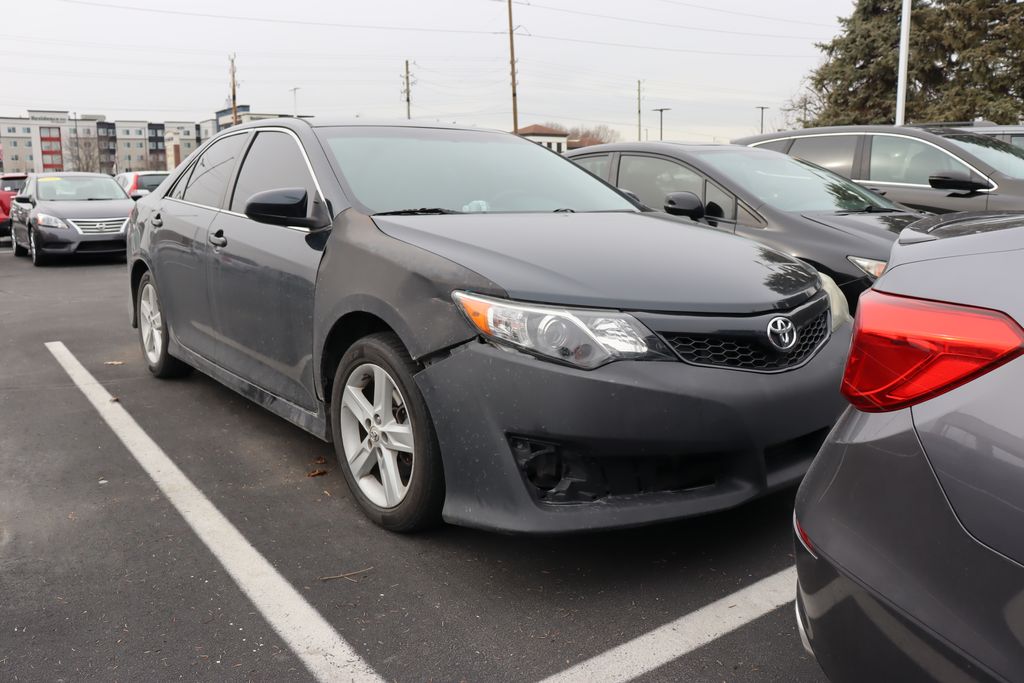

left=543, top=122, right=621, bottom=147
left=65, top=135, right=100, bottom=173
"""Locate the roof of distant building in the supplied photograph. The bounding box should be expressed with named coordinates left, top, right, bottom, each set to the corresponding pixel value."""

left=517, top=124, right=567, bottom=137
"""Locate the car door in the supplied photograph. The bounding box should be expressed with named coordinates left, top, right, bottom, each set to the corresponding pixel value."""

left=206, top=129, right=326, bottom=411
left=11, top=178, right=33, bottom=245
left=863, top=134, right=991, bottom=213
left=151, top=131, right=249, bottom=362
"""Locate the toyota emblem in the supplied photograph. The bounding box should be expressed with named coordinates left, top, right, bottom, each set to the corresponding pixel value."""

left=767, top=317, right=798, bottom=351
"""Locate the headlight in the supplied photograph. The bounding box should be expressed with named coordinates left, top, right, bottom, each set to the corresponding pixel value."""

left=818, top=272, right=851, bottom=332
left=35, top=213, right=69, bottom=229
left=453, top=291, right=674, bottom=369
left=847, top=256, right=887, bottom=279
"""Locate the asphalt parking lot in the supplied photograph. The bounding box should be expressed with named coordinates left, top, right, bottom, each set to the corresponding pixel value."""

left=0, top=249, right=825, bottom=682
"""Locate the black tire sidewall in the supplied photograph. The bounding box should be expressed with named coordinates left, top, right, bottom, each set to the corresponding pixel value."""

left=330, top=333, right=444, bottom=532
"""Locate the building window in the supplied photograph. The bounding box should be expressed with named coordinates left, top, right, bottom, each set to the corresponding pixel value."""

left=121, top=129, right=129, bottom=136
left=5, top=126, right=13, bottom=133
left=10, top=154, right=17, bottom=161
left=136, top=142, right=144, bottom=148
left=149, top=141, right=156, bottom=149
left=136, top=129, right=143, bottom=136
left=27, top=154, right=32, bottom=161
left=9, top=141, right=16, bottom=147
left=25, top=140, right=31, bottom=147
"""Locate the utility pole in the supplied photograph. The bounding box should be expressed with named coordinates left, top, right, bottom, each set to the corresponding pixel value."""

left=403, top=60, right=412, bottom=120
left=895, top=0, right=912, bottom=125
left=507, top=0, right=519, bottom=133
left=637, top=80, right=642, bottom=141
left=756, top=106, right=769, bottom=134
left=71, top=111, right=79, bottom=171
left=229, top=54, right=239, bottom=126
left=289, top=87, right=300, bottom=117
left=652, top=107, right=670, bottom=140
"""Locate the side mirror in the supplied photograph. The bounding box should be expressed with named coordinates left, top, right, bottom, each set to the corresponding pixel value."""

left=244, top=187, right=328, bottom=229
left=14, top=195, right=31, bottom=205
left=130, top=190, right=149, bottom=201
left=928, top=169, right=991, bottom=192
left=664, top=191, right=705, bottom=220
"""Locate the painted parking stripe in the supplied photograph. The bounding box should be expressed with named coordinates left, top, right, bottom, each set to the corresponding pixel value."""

left=46, top=341, right=382, bottom=683
left=540, top=565, right=797, bottom=683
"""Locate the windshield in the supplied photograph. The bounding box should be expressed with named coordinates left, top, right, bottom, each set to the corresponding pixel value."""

left=692, top=148, right=899, bottom=213
left=136, top=173, right=168, bottom=191
left=318, top=126, right=636, bottom=214
left=37, top=176, right=127, bottom=201
left=1, top=177, right=26, bottom=192
left=945, top=134, right=1024, bottom=179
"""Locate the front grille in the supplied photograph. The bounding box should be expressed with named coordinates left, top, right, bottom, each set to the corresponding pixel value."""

left=662, top=310, right=830, bottom=372
left=67, top=217, right=127, bottom=234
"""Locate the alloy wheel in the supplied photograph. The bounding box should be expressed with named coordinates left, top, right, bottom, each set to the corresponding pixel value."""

left=138, top=282, right=164, bottom=365
left=339, top=363, right=416, bottom=509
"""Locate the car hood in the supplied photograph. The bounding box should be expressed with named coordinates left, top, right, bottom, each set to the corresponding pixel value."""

left=799, top=210, right=921, bottom=240
left=35, top=199, right=135, bottom=219
left=372, top=211, right=820, bottom=314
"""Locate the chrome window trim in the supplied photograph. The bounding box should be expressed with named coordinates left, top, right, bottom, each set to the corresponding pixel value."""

left=166, top=126, right=327, bottom=234
left=752, top=131, right=997, bottom=193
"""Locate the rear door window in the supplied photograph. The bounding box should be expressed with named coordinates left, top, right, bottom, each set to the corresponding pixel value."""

left=179, top=133, right=247, bottom=208
left=617, top=155, right=704, bottom=209
left=571, top=154, right=612, bottom=180
left=788, top=135, right=858, bottom=177
left=869, top=135, right=970, bottom=185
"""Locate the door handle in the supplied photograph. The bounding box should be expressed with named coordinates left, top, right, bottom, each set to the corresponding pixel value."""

left=209, top=230, right=227, bottom=247
left=151, top=213, right=163, bottom=227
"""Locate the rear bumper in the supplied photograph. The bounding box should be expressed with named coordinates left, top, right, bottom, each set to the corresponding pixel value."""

left=35, top=225, right=126, bottom=255
left=416, top=327, right=848, bottom=534
left=794, top=407, right=1021, bottom=682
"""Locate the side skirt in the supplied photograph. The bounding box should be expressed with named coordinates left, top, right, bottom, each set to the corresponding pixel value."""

left=169, top=337, right=331, bottom=442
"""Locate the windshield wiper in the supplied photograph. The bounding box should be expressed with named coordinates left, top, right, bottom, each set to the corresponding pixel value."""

left=553, top=208, right=575, bottom=213
left=841, top=204, right=900, bottom=214
left=374, top=207, right=462, bottom=215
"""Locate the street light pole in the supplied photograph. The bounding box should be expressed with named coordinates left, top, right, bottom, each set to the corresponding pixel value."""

left=652, top=107, right=670, bottom=140
left=756, top=106, right=769, bottom=134
left=895, top=0, right=912, bottom=125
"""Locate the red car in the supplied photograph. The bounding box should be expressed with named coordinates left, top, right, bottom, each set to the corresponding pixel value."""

left=0, top=173, right=27, bottom=239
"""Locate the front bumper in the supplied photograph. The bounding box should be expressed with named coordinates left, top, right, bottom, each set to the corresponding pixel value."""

left=35, top=224, right=126, bottom=255
left=416, top=326, right=849, bottom=534
left=794, top=408, right=1021, bottom=682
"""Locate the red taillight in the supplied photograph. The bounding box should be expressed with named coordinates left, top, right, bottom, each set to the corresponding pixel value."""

left=793, top=512, right=817, bottom=559
left=842, top=290, right=1024, bottom=412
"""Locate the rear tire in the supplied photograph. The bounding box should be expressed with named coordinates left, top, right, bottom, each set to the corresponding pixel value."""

left=136, top=272, right=190, bottom=379
left=330, top=332, right=445, bottom=532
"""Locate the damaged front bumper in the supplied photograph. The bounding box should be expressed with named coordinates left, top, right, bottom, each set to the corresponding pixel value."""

left=415, top=330, right=849, bottom=534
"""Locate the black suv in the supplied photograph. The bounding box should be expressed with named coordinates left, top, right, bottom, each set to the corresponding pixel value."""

left=128, top=119, right=851, bottom=534
left=734, top=125, right=1024, bottom=214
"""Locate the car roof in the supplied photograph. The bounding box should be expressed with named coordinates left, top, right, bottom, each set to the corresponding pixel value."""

left=214, top=116, right=506, bottom=136
left=34, top=171, right=112, bottom=178
left=132, top=171, right=169, bottom=175
left=565, top=141, right=768, bottom=159
left=732, top=124, right=963, bottom=145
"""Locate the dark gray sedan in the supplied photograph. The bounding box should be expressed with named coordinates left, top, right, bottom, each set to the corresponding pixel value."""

left=794, top=212, right=1024, bottom=682
left=11, top=172, right=134, bottom=266
left=128, top=119, right=852, bottom=534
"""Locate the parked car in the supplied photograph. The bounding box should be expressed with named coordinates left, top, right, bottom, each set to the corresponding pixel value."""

left=794, top=211, right=1024, bottom=682
left=734, top=125, right=1024, bottom=214
left=114, top=170, right=169, bottom=197
left=11, top=172, right=133, bottom=265
left=566, top=143, right=923, bottom=310
left=0, top=172, right=27, bottom=240
left=128, top=119, right=852, bottom=533
left=932, top=122, right=1024, bottom=150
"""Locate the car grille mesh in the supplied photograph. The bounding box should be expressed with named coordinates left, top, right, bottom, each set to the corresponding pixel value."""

left=67, top=218, right=126, bottom=234
left=661, top=310, right=830, bottom=372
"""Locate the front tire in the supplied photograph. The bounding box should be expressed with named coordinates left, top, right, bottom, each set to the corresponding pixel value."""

left=29, top=227, right=48, bottom=266
left=136, top=272, right=190, bottom=378
left=12, top=231, right=27, bottom=257
left=331, top=333, right=444, bottom=532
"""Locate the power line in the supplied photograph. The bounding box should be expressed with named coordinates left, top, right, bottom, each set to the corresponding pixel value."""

left=522, top=33, right=815, bottom=58
left=57, top=0, right=505, bottom=36
left=507, top=1, right=826, bottom=40
left=651, top=0, right=839, bottom=28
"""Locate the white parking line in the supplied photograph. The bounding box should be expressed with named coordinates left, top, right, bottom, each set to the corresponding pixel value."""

left=540, top=565, right=797, bottom=683
left=46, top=341, right=382, bottom=683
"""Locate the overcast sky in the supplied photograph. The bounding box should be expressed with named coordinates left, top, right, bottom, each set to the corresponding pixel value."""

left=6, top=0, right=855, bottom=141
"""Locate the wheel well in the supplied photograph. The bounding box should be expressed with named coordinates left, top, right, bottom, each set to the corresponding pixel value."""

left=321, top=312, right=395, bottom=401
left=129, top=260, right=149, bottom=327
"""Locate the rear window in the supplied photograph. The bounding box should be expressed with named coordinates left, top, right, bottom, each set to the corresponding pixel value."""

left=136, top=174, right=168, bottom=191
left=0, top=177, right=25, bottom=192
